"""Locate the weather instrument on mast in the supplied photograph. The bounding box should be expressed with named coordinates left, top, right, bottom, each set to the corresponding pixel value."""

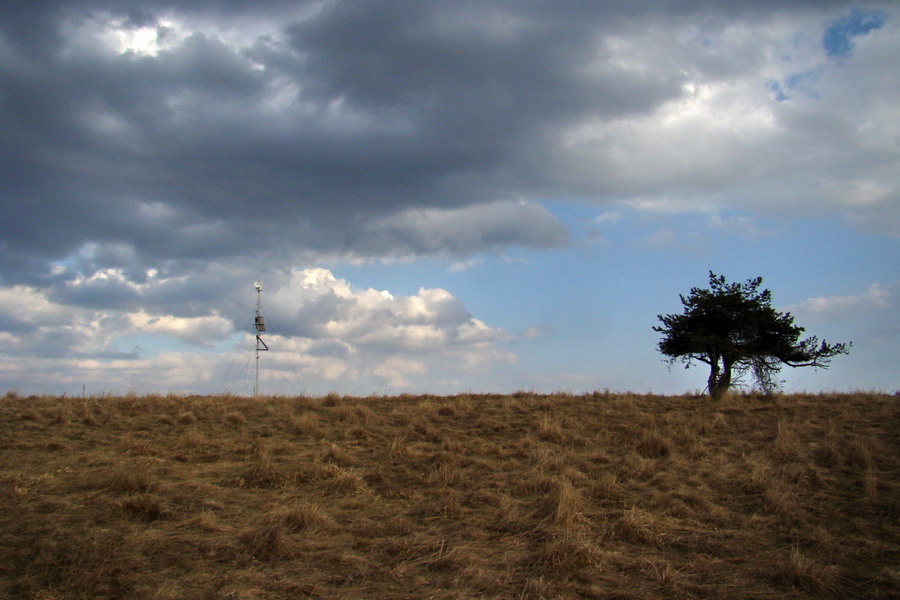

left=253, top=280, right=269, bottom=397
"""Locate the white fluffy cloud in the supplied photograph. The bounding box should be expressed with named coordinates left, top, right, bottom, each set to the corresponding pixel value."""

left=258, top=268, right=514, bottom=392
left=219, top=268, right=518, bottom=394
left=554, top=8, right=899, bottom=234
left=0, top=283, right=231, bottom=359
left=127, top=311, right=232, bottom=345
left=785, top=283, right=892, bottom=317
left=0, top=268, right=516, bottom=395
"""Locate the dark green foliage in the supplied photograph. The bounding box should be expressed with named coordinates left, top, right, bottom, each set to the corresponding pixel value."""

left=655, top=272, right=850, bottom=399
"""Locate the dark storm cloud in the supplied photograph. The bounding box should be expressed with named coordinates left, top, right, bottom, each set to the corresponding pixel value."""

left=0, top=0, right=673, bottom=280
left=0, top=0, right=894, bottom=302
left=361, top=201, right=570, bottom=256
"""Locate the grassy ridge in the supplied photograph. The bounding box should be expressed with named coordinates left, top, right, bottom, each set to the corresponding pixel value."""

left=1, top=391, right=897, bottom=599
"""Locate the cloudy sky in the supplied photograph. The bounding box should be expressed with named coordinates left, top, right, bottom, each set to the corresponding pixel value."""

left=1, top=0, right=897, bottom=396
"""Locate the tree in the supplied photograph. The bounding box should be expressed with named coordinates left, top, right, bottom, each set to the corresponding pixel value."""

left=654, top=272, right=850, bottom=399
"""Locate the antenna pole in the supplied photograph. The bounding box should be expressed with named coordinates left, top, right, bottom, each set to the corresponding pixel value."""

left=253, top=281, right=268, bottom=397
left=255, top=284, right=260, bottom=397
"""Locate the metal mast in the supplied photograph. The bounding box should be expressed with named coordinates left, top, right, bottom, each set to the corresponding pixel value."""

left=253, top=281, right=268, bottom=397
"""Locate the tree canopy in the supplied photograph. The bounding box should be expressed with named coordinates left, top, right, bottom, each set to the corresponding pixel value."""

left=654, top=272, right=850, bottom=399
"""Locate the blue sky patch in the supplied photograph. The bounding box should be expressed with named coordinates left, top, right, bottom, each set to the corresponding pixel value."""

left=768, top=80, right=790, bottom=102
left=824, top=9, right=886, bottom=56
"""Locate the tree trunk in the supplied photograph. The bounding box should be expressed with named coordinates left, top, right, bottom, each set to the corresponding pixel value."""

left=708, top=358, right=732, bottom=400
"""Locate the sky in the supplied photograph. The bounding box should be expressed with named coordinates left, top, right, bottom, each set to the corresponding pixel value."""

left=1, top=0, right=898, bottom=397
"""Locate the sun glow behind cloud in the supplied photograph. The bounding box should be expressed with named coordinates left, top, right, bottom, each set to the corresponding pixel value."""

left=62, top=13, right=185, bottom=57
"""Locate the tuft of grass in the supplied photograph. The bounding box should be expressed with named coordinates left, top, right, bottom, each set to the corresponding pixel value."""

left=846, top=436, right=874, bottom=469
left=325, top=465, right=366, bottom=494
left=320, top=442, right=355, bottom=466
left=177, top=411, right=197, bottom=425
left=239, top=501, right=335, bottom=561
left=589, top=471, right=622, bottom=504
left=118, top=493, right=169, bottom=521
left=278, top=501, right=335, bottom=531
left=121, top=434, right=159, bottom=457
left=635, top=428, right=673, bottom=459
left=322, top=392, right=342, bottom=407
left=239, top=517, right=295, bottom=560
left=612, top=506, right=665, bottom=546
left=541, top=478, right=585, bottom=532
left=863, top=465, right=878, bottom=503
left=815, top=436, right=844, bottom=469
left=241, top=442, right=284, bottom=488
left=779, top=544, right=840, bottom=596
left=224, top=410, right=247, bottom=426
left=537, top=414, right=565, bottom=444
left=102, top=462, right=160, bottom=494
left=289, top=411, right=323, bottom=437
left=771, top=419, right=804, bottom=462
left=533, top=535, right=601, bottom=574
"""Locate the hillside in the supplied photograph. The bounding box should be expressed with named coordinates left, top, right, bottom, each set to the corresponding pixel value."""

left=1, top=391, right=897, bottom=599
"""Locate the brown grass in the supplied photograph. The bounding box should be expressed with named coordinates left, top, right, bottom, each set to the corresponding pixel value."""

left=1, top=391, right=897, bottom=599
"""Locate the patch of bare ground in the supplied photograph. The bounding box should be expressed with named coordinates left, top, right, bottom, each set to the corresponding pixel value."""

left=1, top=391, right=897, bottom=598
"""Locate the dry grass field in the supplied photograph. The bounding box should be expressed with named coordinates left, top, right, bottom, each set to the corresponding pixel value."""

left=1, top=391, right=897, bottom=599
